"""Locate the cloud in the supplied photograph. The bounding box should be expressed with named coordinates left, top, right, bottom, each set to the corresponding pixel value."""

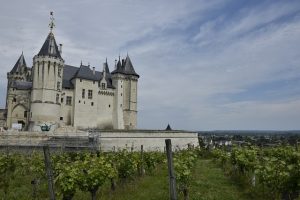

left=0, top=0, right=300, bottom=130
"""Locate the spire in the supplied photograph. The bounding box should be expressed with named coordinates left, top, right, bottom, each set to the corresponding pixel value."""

left=38, top=32, right=62, bottom=58
left=10, top=53, right=27, bottom=74
left=165, top=124, right=172, bottom=131
left=49, top=11, right=55, bottom=32
left=37, top=12, right=62, bottom=58
left=103, top=59, right=110, bottom=74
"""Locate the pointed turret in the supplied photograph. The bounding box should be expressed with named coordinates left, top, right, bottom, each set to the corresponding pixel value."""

left=37, top=32, right=62, bottom=58
left=166, top=124, right=172, bottom=131
left=10, top=52, right=27, bottom=74
left=124, top=55, right=139, bottom=77
left=111, top=54, right=139, bottom=77
left=103, top=58, right=110, bottom=74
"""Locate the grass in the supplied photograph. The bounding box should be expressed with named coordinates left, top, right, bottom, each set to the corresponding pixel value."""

left=1, top=159, right=268, bottom=200
left=75, top=159, right=261, bottom=200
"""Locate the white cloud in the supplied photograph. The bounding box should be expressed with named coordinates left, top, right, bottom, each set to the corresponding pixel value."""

left=0, top=0, right=300, bottom=130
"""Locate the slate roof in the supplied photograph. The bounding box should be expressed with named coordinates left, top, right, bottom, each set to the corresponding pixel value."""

left=10, top=53, right=27, bottom=74
left=166, top=124, right=172, bottom=131
left=62, top=65, right=78, bottom=89
left=111, top=55, right=139, bottom=77
left=38, top=32, right=62, bottom=59
left=11, top=80, right=32, bottom=90
left=62, top=64, right=114, bottom=89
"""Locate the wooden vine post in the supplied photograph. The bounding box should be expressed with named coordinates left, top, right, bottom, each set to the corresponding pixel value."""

left=43, top=145, right=56, bottom=200
left=140, top=145, right=145, bottom=176
left=165, top=139, right=177, bottom=200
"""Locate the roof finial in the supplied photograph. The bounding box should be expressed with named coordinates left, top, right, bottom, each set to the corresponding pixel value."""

left=106, top=57, right=107, bottom=63
left=49, top=11, right=55, bottom=32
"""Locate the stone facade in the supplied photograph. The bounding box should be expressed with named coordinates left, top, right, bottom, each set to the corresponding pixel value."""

left=4, top=28, right=139, bottom=131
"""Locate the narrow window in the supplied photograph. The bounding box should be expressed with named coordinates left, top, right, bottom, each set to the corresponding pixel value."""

left=88, top=90, right=93, bottom=99
left=57, top=82, right=61, bottom=91
left=24, top=111, right=27, bottom=118
left=91, top=102, right=94, bottom=106
left=13, top=98, right=16, bottom=103
left=58, top=67, right=62, bottom=77
left=66, top=96, right=72, bottom=105
left=61, top=98, right=63, bottom=103
left=82, top=89, right=85, bottom=98
left=80, top=79, right=82, bottom=82
left=109, top=104, right=111, bottom=108
left=60, top=117, right=63, bottom=120
left=101, top=83, right=106, bottom=89
left=56, top=94, right=59, bottom=103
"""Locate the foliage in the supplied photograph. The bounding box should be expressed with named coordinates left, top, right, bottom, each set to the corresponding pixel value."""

left=211, top=145, right=300, bottom=199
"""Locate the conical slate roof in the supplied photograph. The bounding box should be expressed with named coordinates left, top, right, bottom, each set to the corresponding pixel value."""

left=103, top=60, right=110, bottom=74
left=166, top=124, right=172, bottom=131
left=10, top=53, right=27, bottom=73
left=124, top=55, right=139, bottom=77
left=38, top=32, right=62, bottom=59
left=111, top=55, right=139, bottom=77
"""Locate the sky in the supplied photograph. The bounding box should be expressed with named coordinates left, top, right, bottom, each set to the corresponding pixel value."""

left=0, top=0, right=300, bottom=130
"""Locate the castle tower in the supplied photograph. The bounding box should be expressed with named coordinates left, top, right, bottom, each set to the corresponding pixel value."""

left=6, top=53, right=32, bottom=129
left=122, top=55, right=139, bottom=129
left=111, top=58, right=124, bottom=129
left=111, top=55, right=139, bottom=129
left=29, top=13, right=64, bottom=131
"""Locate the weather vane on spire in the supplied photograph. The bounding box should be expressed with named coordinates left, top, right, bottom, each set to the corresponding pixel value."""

left=49, top=11, right=55, bottom=32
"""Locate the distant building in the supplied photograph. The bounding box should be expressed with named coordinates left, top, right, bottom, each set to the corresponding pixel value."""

left=4, top=15, right=139, bottom=131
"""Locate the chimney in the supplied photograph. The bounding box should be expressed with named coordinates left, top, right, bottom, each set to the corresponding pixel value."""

left=92, top=67, right=95, bottom=75
left=59, top=44, right=62, bottom=54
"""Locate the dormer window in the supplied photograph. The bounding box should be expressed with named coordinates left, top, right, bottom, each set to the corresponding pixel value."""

left=101, top=83, right=106, bottom=90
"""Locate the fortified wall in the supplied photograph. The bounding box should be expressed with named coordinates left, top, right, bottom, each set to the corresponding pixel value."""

left=0, top=130, right=198, bottom=152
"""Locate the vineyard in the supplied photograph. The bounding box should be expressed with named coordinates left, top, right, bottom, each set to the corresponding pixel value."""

left=0, top=142, right=300, bottom=200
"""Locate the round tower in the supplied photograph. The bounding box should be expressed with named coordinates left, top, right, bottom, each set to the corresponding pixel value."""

left=29, top=13, right=64, bottom=131
left=111, top=55, right=139, bottom=129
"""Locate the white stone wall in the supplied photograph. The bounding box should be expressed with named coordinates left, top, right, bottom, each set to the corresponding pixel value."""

left=0, top=130, right=198, bottom=152
left=6, top=88, right=31, bottom=129
left=112, top=74, right=124, bottom=129
left=97, top=89, right=114, bottom=129
left=73, top=78, right=115, bottom=129
left=97, top=131, right=198, bottom=151
left=60, top=89, right=74, bottom=126
left=122, top=76, right=138, bottom=129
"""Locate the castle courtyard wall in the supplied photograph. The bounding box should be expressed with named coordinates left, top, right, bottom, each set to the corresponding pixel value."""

left=0, top=130, right=198, bottom=152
